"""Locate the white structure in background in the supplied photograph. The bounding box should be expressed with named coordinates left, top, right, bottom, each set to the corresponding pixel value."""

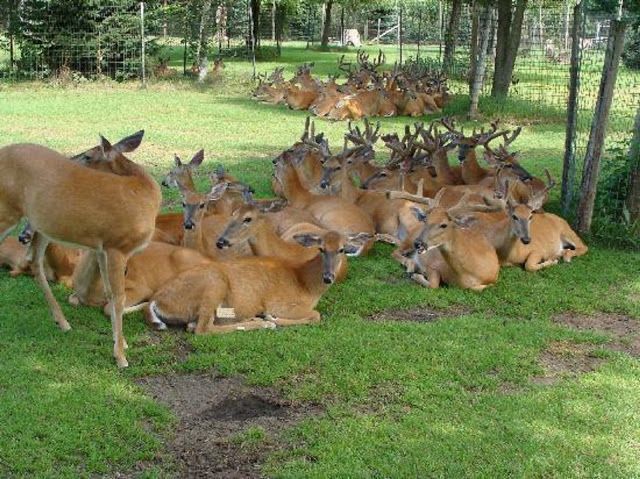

left=343, top=29, right=362, bottom=47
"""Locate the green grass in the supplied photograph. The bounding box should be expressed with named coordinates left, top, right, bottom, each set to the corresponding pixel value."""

left=1, top=46, right=640, bottom=478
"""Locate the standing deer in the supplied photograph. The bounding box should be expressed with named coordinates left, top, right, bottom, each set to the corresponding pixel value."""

left=0, top=131, right=161, bottom=367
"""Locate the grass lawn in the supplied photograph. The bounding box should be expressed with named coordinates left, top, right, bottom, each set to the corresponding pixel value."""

left=0, top=46, right=639, bottom=478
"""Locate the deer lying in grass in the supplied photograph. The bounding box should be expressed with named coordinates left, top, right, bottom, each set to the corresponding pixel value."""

left=273, top=153, right=375, bottom=254
left=492, top=175, right=588, bottom=270
left=253, top=67, right=287, bottom=104
left=392, top=191, right=501, bottom=290
left=0, top=130, right=161, bottom=367
left=216, top=201, right=362, bottom=281
left=145, top=231, right=370, bottom=333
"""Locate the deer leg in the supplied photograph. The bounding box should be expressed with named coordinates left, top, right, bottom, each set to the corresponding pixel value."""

left=266, top=310, right=321, bottom=327
left=31, top=234, right=71, bottom=331
left=192, top=317, right=277, bottom=334
left=97, top=249, right=129, bottom=368
left=376, top=233, right=399, bottom=244
left=524, top=254, right=558, bottom=272
left=70, top=251, right=102, bottom=306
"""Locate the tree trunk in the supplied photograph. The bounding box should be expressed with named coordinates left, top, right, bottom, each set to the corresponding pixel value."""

left=468, top=0, right=479, bottom=94
left=561, top=1, right=583, bottom=215
left=271, top=0, right=276, bottom=42
left=491, top=0, right=528, bottom=97
left=625, top=106, right=640, bottom=226
left=469, top=3, right=493, bottom=119
left=321, top=0, right=333, bottom=48
left=576, top=20, right=627, bottom=234
left=196, top=0, right=213, bottom=65
left=442, top=0, right=462, bottom=74
left=251, top=0, right=261, bottom=48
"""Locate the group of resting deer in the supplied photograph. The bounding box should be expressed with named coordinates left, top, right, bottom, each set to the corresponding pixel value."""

left=253, top=51, right=449, bottom=120
left=0, top=116, right=586, bottom=367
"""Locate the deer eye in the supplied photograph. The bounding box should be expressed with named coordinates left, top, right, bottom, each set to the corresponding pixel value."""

left=243, top=217, right=252, bottom=223
left=181, top=202, right=186, bottom=208
left=512, top=215, right=518, bottom=220
left=199, top=203, right=206, bottom=209
left=338, top=248, right=345, bottom=254
left=318, top=247, right=325, bottom=253
left=440, top=224, right=447, bottom=229
left=335, top=166, right=341, bottom=171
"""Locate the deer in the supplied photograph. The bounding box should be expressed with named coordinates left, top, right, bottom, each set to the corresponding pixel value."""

left=0, top=130, right=161, bottom=367
left=309, top=75, right=346, bottom=117
left=272, top=148, right=375, bottom=255
left=215, top=201, right=363, bottom=282
left=391, top=190, right=501, bottom=290
left=253, top=67, right=287, bottom=104
left=145, top=231, right=371, bottom=334
left=318, top=138, right=423, bottom=243
left=154, top=57, right=177, bottom=78
left=490, top=174, right=588, bottom=271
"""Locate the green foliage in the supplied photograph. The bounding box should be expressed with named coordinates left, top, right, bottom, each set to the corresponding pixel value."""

left=14, top=0, right=161, bottom=79
left=623, top=23, right=640, bottom=70
left=592, top=141, right=640, bottom=247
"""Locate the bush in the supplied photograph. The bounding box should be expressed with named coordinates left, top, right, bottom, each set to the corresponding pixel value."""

left=622, top=24, right=640, bottom=70
left=592, top=141, right=640, bottom=246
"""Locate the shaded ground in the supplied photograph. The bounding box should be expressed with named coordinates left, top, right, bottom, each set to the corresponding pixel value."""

left=367, top=306, right=470, bottom=323
left=136, top=374, right=321, bottom=478
left=554, top=312, right=640, bottom=357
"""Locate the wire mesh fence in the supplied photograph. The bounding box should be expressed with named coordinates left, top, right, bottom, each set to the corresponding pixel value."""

left=0, top=1, right=638, bottom=246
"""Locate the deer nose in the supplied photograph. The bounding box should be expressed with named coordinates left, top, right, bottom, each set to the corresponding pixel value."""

left=216, top=238, right=230, bottom=249
left=521, top=237, right=531, bottom=245
left=161, top=180, right=169, bottom=187
left=320, top=180, right=329, bottom=189
left=323, top=273, right=335, bottom=284
left=413, top=240, right=426, bottom=253
left=184, top=221, right=195, bottom=230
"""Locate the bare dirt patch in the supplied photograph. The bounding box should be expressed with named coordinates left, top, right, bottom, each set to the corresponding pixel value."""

left=135, top=373, right=321, bottom=478
left=554, top=312, right=640, bottom=357
left=367, top=306, right=470, bottom=323
left=532, top=341, right=605, bottom=386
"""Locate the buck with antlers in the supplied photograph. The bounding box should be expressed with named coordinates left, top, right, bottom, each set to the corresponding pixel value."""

left=0, top=131, right=161, bottom=367
left=145, top=230, right=370, bottom=333
left=273, top=143, right=375, bottom=255
left=392, top=190, right=501, bottom=290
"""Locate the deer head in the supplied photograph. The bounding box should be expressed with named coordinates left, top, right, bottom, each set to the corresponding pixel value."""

left=70, top=130, right=145, bottom=175
left=162, top=149, right=204, bottom=188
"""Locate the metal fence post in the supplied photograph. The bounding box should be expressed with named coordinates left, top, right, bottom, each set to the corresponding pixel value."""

left=140, top=2, right=146, bottom=85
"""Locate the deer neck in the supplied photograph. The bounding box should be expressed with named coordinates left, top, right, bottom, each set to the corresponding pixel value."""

left=353, top=161, right=380, bottom=184
left=283, top=167, right=313, bottom=208
left=249, top=218, right=307, bottom=259
left=294, top=252, right=334, bottom=298
left=338, top=167, right=362, bottom=203
left=433, top=150, right=456, bottom=185
left=461, top=150, right=487, bottom=184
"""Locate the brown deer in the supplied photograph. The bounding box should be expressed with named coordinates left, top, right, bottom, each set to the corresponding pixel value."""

left=216, top=202, right=361, bottom=281
left=0, top=131, right=161, bottom=367
left=145, top=231, right=370, bottom=333
left=392, top=191, right=501, bottom=290
left=494, top=175, right=588, bottom=270
left=253, top=67, right=287, bottom=104
left=272, top=151, right=375, bottom=255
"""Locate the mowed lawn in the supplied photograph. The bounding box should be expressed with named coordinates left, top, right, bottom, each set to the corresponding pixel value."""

left=0, top=47, right=639, bottom=478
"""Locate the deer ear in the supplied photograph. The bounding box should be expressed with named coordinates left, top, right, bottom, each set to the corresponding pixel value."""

left=411, top=206, right=428, bottom=222
left=450, top=214, right=477, bottom=229
left=344, top=233, right=373, bottom=256
left=207, top=181, right=228, bottom=201
left=113, top=130, right=144, bottom=153
left=174, top=154, right=182, bottom=167
left=99, top=135, right=114, bottom=160
left=483, top=150, right=498, bottom=165
left=190, top=149, right=204, bottom=167
left=292, top=234, right=322, bottom=247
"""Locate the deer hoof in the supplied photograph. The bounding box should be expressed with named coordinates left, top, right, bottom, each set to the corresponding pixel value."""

left=116, top=357, right=129, bottom=368
left=68, top=294, right=80, bottom=306
left=263, top=321, right=277, bottom=330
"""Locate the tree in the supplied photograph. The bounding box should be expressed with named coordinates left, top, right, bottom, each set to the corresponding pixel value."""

left=321, top=0, right=334, bottom=47
left=442, top=0, right=462, bottom=74
left=491, top=0, right=527, bottom=97
left=626, top=106, right=640, bottom=226
left=250, top=0, right=260, bottom=46
left=469, top=1, right=494, bottom=118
